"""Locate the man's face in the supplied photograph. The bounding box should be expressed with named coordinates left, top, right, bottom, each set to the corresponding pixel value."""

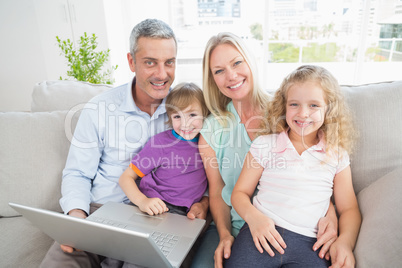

left=128, top=37, right=176, bottom=102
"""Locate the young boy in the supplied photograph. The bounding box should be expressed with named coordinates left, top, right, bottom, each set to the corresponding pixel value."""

left=119, top=82, right=210, bottom=216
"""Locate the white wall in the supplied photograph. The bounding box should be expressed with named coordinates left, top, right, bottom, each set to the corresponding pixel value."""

left=0, top=0, right=195, bottom=112
left=3, top=0, right=398, bottom=112
left=0, top=0, right=48, bottom=111
left=0, top=0, right=116, bottom=112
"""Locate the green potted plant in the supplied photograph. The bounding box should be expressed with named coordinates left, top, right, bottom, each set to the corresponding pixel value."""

left=56, top=32, right=118, bottom=85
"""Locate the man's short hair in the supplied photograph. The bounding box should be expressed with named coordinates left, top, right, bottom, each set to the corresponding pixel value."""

left=129, top=19, right=177, bottom=59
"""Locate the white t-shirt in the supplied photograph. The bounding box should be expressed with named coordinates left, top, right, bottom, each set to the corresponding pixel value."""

left=250, top=130, right=349, bottom=238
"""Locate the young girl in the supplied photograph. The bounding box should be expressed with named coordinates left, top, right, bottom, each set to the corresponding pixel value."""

left=119, top=82, right=210, bottom=216
left=226, top=65, right=361, bottom=267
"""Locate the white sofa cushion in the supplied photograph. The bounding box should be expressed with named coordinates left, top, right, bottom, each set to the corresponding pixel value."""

left=31, top=80, right=112, bottom=112
left=0, top=217, right=53, bottom=267
left=0, top=111, right=79, bottom=217
left=341, top=81, right=402, bottom=193
left=354, top=166, right=402, bottom=268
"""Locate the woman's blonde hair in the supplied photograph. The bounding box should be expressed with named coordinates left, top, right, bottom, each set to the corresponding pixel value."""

left=165, top=82, right=209, bottom=127
left=261, top=65, right=357, bottom=154
left=202, top=32, right=270, bottom=125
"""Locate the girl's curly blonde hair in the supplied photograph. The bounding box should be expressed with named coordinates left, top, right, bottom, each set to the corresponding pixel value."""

left=260, top=65, right=357, bottom=154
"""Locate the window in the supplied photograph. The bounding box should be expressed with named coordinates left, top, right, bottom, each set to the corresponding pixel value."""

left=121, top=0, right=401, bottom=90
left=261, top=0, right=402, bottom=89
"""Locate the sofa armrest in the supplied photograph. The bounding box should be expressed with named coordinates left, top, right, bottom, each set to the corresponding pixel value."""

left=354, top=167, right=402, bottom=267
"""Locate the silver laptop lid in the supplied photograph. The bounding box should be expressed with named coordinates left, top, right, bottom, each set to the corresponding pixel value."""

left=88, top=202, right=206, bottom=267
left=9, top=202, right=173, bottom=268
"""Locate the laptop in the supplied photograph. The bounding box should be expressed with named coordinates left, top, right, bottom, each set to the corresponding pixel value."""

left=9, top=201, right=206, bottom=268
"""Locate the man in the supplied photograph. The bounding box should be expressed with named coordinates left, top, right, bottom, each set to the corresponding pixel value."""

left=41, top=19, right=208, bottom=267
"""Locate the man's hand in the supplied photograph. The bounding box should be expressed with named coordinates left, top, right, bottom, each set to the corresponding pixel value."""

left=60, top=209, right=87, bottom=253
left=187, top=196, right=209, bottom=220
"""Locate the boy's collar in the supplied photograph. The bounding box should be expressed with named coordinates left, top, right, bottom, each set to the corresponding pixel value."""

left=171, top=129, right=199, bottom=142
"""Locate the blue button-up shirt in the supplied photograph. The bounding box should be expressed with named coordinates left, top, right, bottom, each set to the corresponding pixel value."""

left=60, top=78, right=169, bottom=214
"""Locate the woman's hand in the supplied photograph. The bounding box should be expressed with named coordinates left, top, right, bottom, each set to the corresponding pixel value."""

left=214, top=234, right=235, bottom=268
left=314, top=212, right=338, bottom=260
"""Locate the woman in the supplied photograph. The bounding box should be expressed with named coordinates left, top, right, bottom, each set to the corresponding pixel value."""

left=191, top=33, right=338, bottom=268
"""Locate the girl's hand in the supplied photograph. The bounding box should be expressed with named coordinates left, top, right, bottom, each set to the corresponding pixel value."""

left=248, top=214, right=286, bottom=257
left=214, top=234, right=235, bottom=268
left=138, top=197, right=168, bottom=215
left=329, top=239, right=355, bottom=268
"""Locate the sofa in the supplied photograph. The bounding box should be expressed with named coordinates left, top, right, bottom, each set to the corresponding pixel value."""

left=1, top=80, right=401, bottom=268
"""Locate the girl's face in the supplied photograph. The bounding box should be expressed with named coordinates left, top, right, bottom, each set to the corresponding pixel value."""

left=209, top=43, right=252, bottom=102
left=170, top=101, right=204, bottom=140
left=286, top=81, right=327, bottom=144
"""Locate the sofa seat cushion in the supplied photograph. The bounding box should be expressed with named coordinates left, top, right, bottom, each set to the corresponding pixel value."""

left=354, top=166, right=402, bottom=267
left=341, top=81, right=402, bottom=193
left=0, top=111, right=79, bottom=217
left=31, top=80, right=112, bottom=112
left=0, top=217, right=53, bottom=267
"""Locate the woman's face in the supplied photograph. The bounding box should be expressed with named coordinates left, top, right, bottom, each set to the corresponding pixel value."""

left=209, top=43, right=252, bottom=102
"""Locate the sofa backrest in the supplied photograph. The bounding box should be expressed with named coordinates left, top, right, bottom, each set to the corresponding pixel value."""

left=341, top=81, right=402, bottom=193
left=0, top=111, right=80, bottom=216
left=1, top=80, right=401, bottom=217
left=0, top=80, right=107, bottom=217
left=31, top=80, right=112, bottom=112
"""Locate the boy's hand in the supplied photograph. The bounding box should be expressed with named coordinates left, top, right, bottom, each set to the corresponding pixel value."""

left=138, top=197, right=168, bottom=215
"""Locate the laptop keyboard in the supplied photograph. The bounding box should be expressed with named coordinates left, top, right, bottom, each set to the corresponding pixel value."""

left=88, top=216, right=179, bottom=256
left=151, top=231, right=180, bottom=256
left=89, top=216, right=129, bottom=228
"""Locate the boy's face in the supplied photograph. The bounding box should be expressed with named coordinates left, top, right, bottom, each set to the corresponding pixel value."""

left=170, top=102, right=204, bottom=140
